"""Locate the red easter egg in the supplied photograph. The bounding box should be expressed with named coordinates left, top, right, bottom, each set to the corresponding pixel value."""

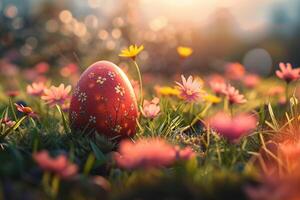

left=69, top=61, right=138, bottom=139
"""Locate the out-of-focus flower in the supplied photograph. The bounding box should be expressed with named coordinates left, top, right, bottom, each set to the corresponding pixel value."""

left=176, top=75, right=205, bottom=102
left=41, top=84, right=71, bottom=107
left=207, top=74, right=225, bottom=85
left=225, top=62, right=245, bottom=80
left=203, top=94, right=221, bottom=104
left=0, top=117, right=15, bottom=127
left=207, top=112, right=257, bottom=142
left=15, top=103, right=35, bottom=117
left=177, top=46, right=193, bottom=59
left=114, top=138, right=194, bottom=170
left=26, top=82, right=46, bottom=96
left=175, top=146, right=195, bottom=160
left=276, top=63, right=300, bottom=83
left=224, top=84, right=246, bottom=105
left=33, top=150, right=78, bottom=179
left=60, top=63, right=79, bottom=77
left=93, top=176, right=111, bottom=191
left=34, top=62, right=49, bottom=74
left=243, top=74, right=261, bottom=89
left=279, top=96, right=286, bottom=105
left=278, top=140, right=300, bottom=172
left=155, top=86, right=180, bottom=96
left=119, top=44, right=144, bottom=60
left=267, top=86, right=284, bottom=97
left=210, top=82, right=227, bottom=96
left=6, top=90, right=19, bottom=98
left=142, top=97, right=160, bottom=119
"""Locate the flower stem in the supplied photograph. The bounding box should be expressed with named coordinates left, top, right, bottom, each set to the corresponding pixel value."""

left=285, top=82, right=289, bottom=103
left=133, top=60, right=143, bottom=105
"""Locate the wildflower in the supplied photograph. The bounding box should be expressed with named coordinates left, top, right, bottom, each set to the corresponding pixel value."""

left=223, top=84, right=246, bottom=105
left=33, top=150, right=78, bottom=179
left=267, top=86, right=284, bottom=96
left=42, top=84, right=71, bottom=106
left=114, top=138, right=194, bottom=170
left=176, top=75, right=205, bottom=102
left=26, top=82, right=46, bottom=96
left=210, top=82, right=227, bottom=96
left=206, top=74, right=225, bottom=85
left=243, top=74, right=260, bottom=89
left=15, top=103, right=35, bottom=116
left=34, top=62, right=49, bottom=74
left=175, top=146, right=195, bottom=160
left=0, top=117, right=15, bottom=127
left=207, top=112, right=257, bottom=142
left=119, top=44, right=144, bottom=60
left=155, top=86, right=180, bottom=96
left=203, top=94, right=221, bottom=104
left=142, top=97, right=160, bottom=119
left=225, top=62, right=245, bottom=80
left=60, top=63, right=79, bottom=77
left=6, top=90, right=19, bottom=98
left=276, top=62, right=300, bottom=83
left=177, top=46, right=193, bottom=59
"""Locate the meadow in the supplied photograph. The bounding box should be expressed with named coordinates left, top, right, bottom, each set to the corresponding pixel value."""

left=1, top=44, right=300, bottom=200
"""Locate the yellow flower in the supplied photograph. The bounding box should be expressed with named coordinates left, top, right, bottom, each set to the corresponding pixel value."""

left=177, top=46, right=193, bottom=59
left=119, top=44, right=144, bottom=60
left=155, top=86, right=180, bottom=96
left=203, top=94, right=221, bottom=104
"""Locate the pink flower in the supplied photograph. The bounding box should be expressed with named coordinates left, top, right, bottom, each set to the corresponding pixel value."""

left=210, top=82, right=227, bottom=96
left=207, top=112, right=257, bottom=142
left=33, top=151, right=78, bottom=179
left=176, top=75, right=204, bottom=102
left=41, top=84, right=71, bottom=106
left=0, top=117, right=15, bottom=127
left=34, top=62, right=49, bottom=74
left=15, top=103, right=35, bottom=117
left=175, top=146, right=195, bottom=160
left=243, top=74, right=260, bottom=89
left=223, top=84, right=246, bottom=105
left=6, top=90, right=19, bottom=98
left=142, top=97, right=160, bottom=119
left=225, top=62, right=245, bottom=80
left=276, top=63, right=300, bottom=83
left=60, top=63, right=79, bottom=77
left=115, top=138, right=194, bottom=170
left=27, top=82, right=46, bottom=96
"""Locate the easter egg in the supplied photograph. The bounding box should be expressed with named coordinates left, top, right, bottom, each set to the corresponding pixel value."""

left=69, top=61, right=138, bottom=139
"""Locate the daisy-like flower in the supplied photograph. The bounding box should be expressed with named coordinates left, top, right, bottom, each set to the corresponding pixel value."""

left=114, top=138, right=195, bottom=170
left=27, top=82, right=46, bottom=96
left=207, top=112, right=257, bottom=142
left=33, top=150, right=78, bottom=179
left=276, top=62, right=300, bottom=83
left=15, top=103, right=35, bottom=117
left=176, top=75, right=204, bottom=102
left=223, top=84, right=246, bottom=105
left=41, top=84, right=71, bottom=107
left=142, top=97, right=161, bottom=119
left=119, top=44, right=144, bottom=60
left=177, top=46, right=193, bottom=59
left=210, top=82, right=227, bottom=96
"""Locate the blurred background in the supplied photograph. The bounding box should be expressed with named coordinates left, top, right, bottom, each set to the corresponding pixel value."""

left=0, top=0, right=300, bottom=79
